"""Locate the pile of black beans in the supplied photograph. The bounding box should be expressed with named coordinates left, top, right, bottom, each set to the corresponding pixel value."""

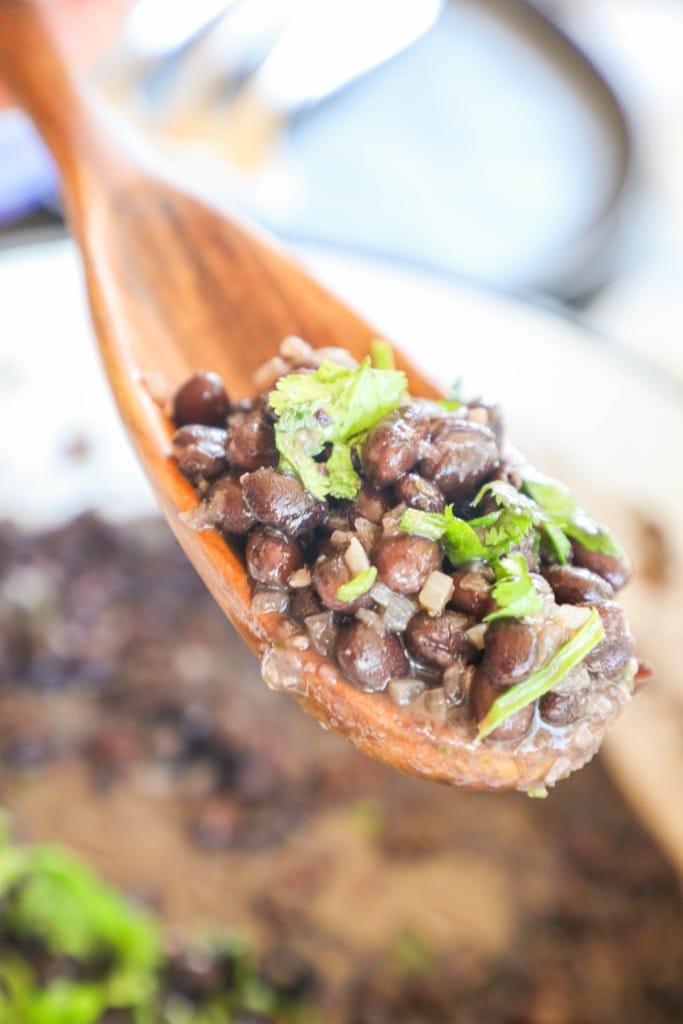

left=170, top=344, right=635, bottom=743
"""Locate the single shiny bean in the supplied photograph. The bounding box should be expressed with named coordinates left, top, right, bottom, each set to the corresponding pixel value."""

left=242, top=467, right=327, bottom=536
left=172, top=425, right=228, bottom=482
left=336, top=620, right=408, bottom=692
left=583, top=600, right=634, bottom=677
left=405, top=610, right=475, bottom=668
left=204, top=474, right=255, bottom=535
left=539, top=690, right=582, bottom=726
left=571, top=542, right=631, bottom=591
left=246, top=527, right=302, bottom=588
left=543, top=565, right=614, bottom=606
left=363, top=408, right=424, bottom=487
left=373, top=534, right=441, bottom=596
left=172, top=371, right=230, bottom=427
left=419, top=419, right=499, bottom=498
left=394, top=473, right=446, bottom=513
left=226, top=410, right=278, bottom=471
left=449, top=566, right=493, bottom=617
left=482, top=620, right=537, bottom=687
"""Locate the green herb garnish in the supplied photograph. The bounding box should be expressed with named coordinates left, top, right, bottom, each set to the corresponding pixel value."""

left=470, top=481, right=543, bottom=557
left=477, top=608, right=605, bottom=739
left=370, top=339, right=395, bottom=370
left=269, top=358, right=406, bottom=500
left=0, top=834, right=160, bottom=1023
left=399, top=506, right=488, bottom=565
left=485, top=553, right=543, bottom=622
left=521, top=468, right=622, bottom=561
left=336, top=566, right=378, bottom=603
left=438, top=376, right=464, bottom=412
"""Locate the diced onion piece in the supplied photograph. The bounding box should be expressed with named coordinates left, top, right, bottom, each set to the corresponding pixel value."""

left=252, top=589, right=289, bottom=614
left=466, top=623, right=488, bottom=650
left=388, top=677, right=427, bottom=706
left=304, top=612, right=336, bottom=656
left=280, top=335, right=314, bottom=362
left=418, top=571, right=454, bottom=616
left=354, top=517, right=380, bottom=552
left=288, top=568, right=312, bottom=589
left=383, top=593, right=417, bottom=633
left=369, top=581, right=395, bottom=607
left=344, top=536, right=370, bottom=575
left=252, top=355, right=289, bottom=392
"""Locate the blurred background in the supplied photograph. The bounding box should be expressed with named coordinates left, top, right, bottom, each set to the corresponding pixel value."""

left=0, top=1, right=682, bottom=1021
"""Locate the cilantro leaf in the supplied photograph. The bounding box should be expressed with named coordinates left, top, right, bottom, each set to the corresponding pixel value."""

left=336, top=566, right=378, bottom=604
left=469, top=480, right=543, bottom=558
left=370, top=339, right=395, bottom=370
left=270, top=359, right=406, bottom=500
left=521, top=469, right=622, bottom=559
left=478, top=608, right=605, bottom=738
left=399, top=507, right=488, bottom=565
left=485, top=554, right=543, bottom=622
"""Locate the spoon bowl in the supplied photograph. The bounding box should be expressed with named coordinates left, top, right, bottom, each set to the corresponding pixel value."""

left=0, top=0, right=592, bottom=790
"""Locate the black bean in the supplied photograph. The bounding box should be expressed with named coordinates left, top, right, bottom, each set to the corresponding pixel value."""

left=405, top=611, right=475, bottom=668
left=543, top=565, right=614, bottom=605
left=204, top=474, right=255, bottom=535
left=363, top=408, right=424, bottom=486
left=394, top=473, right=446, bottom=513
left=419, top=420, right=499, bottom=498
left=172, top=371, right=230, bottom=427
left=311, top=553, right=373, bottom=612
left=242, top=467, right=327, bottom=536
left=483, top=620, right=537, bottom=687
left=469, top=668, right=534, bottom=742
left=336, top=620, right=408, bottom=692
left=246, top=527, right=302, bottom=588
left=172, top=425, right=228, bottom=482
left=289, top=587, right=323, bottom=623
left=539, top=691, right=582, bottom=726
left=571, top=542, right=631, bottom=591
left=373, top=534, right=441, bottom=595
left=583, top=600, right=634, bottom=677
left=226, top=410, right=278, bottom=471
left=450, top=566, right=493, bottom=617
left=353, top=484, right=392, bottom=524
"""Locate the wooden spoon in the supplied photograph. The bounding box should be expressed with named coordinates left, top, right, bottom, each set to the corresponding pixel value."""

left=0, top=0, right=607, bottom=791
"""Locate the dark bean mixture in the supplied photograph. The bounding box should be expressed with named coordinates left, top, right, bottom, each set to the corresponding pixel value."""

left=0, top=515, right=680, bottom=1024
left=170, top=339, right=640, bottom=785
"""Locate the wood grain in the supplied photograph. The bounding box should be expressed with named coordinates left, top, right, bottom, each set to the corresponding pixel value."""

left=0, top=0, right=605, bottom=790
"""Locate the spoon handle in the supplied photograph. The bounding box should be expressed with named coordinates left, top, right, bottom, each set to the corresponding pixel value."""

left=0, top=1, right=128, bottom=206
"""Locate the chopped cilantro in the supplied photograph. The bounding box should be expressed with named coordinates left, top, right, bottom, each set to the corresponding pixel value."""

left=485, top=554, right=543, bottom=622
left=399, top=506, right=487, bottom=565
left=370, top=339, right=395, bottom=370
left=269, top=358, right=406, bottom=500
left=470, top=481, right=542, bottom=557
left=521, top=468, right=622, bottom=560
left=336, top=566, right=378, bottom=603
left=477, top=608, right=605, bottom=738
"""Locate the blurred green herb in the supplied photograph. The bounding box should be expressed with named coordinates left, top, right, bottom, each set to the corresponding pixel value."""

left=370, top=339, right=395, bottom=370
